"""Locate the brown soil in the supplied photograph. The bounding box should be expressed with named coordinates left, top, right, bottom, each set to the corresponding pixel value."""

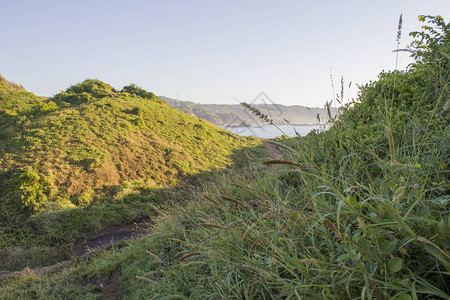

left=101, top=277, right=122, bottom=300
left=263, top=140, right=283, bottom=159
left=75, top=218, right=153, bottom=257
left=0, top=218, right=153, bottom=282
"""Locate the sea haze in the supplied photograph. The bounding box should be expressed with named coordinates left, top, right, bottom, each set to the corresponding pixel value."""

left=220, top=124, right=324, bottom=139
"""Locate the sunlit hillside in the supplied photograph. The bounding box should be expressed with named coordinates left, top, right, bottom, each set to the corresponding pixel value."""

left=0, top=78, right=259, bottom=270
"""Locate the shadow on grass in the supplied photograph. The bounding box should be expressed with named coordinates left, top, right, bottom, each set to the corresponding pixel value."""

left=0, top=142, right=270, bottom=272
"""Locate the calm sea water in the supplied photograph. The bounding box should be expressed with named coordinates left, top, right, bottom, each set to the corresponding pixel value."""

left=220, top=124, right=323, bottom=139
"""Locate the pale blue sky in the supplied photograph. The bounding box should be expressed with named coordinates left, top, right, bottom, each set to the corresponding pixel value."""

left=0, top=0, right=448, bottom=106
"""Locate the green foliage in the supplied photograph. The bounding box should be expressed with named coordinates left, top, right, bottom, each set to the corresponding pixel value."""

left=409, top=15, right=450, bottom=71
left=1, top=167, right=51, bottom=216
left=0, top=75, right=259, bottom=271
left=38, top=15, right=445, bottom=299
left=2, top=15, right=448, bottom=300
left=73, top=189, right=95, bottom=206
left=65, top=79, right=116, bottom=98
left=0, top=75, right=43, bottom=114
left=121, top=84, right=164, bottom=104
left=52, top=79, right=115, bottom=105
left=130, top=107, right=142, bottom=116
left=54, top=91, right=95, bottom=105
left=28, top=101, right=59, bottom=116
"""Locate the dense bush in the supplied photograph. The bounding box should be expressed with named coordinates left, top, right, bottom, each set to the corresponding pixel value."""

left=64, top=79, right=116, bottom=98
left=52, top=79, right=115, bottom=105
left=28, top=101, right=59, bottom=116
left=122, top=84, right=152, bottom=99
left=0, top=167, right=51, bottom=217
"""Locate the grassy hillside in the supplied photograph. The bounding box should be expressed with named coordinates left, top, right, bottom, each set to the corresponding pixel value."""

left=0, top=75, right=44, bottom=114
left=1, top=15, right=448, bottom=299
left=0, top=78, right=259, bottom=270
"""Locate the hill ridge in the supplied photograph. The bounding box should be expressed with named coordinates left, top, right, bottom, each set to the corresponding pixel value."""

left=161, top=95, right=337, bottom=125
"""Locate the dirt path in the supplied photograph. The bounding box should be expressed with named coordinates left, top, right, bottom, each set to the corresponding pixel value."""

left=75, top=218, right=153, bottom=257
left=263, top=140, right=283, bottom=160
left=0, top=218, right=153, bottom=282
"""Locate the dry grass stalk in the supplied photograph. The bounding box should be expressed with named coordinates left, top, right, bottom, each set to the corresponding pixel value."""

left=323, top=218, right=343, bottom=239
left=417, top=236, right=450, bottom=259
left=298, top=259, right=317, bottom=264
left=231, top=183, right=248, bottom=189
left=240, top=102, right=288, bottom=136
left=203, top=195, right=220, bottom=206
left=302, top=187, right=316, bottom=212
left=395, top=14, right=403, bottom=70
left=195, top=210, right=212, bottom=220
left=385, top=127, right=396, bottom=162
left=345, top=136, right=356, bottom=143
left=225, top=220, right=243, bottom=230
left=370, top=280, right=384, bottom=300
left=179, top=252, right=201, bottom=261
left=146, top=251, right=162, bottom=263
left=148, top=203, right=167, bottom=217
left=346, top=273, right=353, bottom=298
left=240, top=102, right=274, bottom=124
left=325, top=100, right=333, bottom=121
left=135, top=276, right=159, bottom=284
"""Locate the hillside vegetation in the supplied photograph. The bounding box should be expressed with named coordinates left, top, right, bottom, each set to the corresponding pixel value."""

left=1, top=15, right=449, bottom=299
left=0, top=75, right=44, bottom=114
left=0, top=78, right=259, bottom=270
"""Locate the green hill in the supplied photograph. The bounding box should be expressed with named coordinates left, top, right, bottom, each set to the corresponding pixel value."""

left=1, top=15, right=448, bottom=299
left=0, top=78, right=259, bottom=268
left=0, top=75, right=44, bottom=114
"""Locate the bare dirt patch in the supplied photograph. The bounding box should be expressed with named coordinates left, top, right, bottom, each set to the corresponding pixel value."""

left=263, top=140, right=283, bottom=159
left=75, top=218, right=153, bottom=257
left=0, top=218, right=153, bottom=282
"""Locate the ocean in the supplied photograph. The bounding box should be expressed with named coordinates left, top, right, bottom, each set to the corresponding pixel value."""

left=220, top=124, right=325, bottom=138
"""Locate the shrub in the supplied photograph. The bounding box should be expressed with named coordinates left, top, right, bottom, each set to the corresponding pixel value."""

left=121, top=84, right=154, bottom=99
left=73, top=189, right=95, bottom=206
left=53, top=79, right=115, bottom=105
left=121, top=84, right=166, bottom=104
left=65, top=79, right=116, bottom=98
left=2, top=167, right=51, bottom=216
left=28, top=100, right=59, bottom=116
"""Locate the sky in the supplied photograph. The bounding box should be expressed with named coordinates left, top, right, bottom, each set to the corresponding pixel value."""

left=0, top=0, right=448, bottom=107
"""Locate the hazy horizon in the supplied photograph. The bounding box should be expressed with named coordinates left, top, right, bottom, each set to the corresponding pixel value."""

left=1, top=0, right=448, bottom=106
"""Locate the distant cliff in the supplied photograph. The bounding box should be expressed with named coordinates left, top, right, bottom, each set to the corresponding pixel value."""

left=160, top=96, right=337, bottom=126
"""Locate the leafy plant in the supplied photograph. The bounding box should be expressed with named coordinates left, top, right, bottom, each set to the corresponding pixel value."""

left=121, top=84, right=164, bottom=104
left=1, top=167, right=51, bottom=216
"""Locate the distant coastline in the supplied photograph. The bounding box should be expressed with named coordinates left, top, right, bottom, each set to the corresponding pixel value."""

left=161, top=96, right=337, bottom=127
left=223, top=122, right=322, bottom=127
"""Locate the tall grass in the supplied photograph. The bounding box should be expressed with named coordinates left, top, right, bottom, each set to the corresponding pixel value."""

left=122, top=15, right=449, bottom=299
left=0, top=15, right=448, bottom=300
